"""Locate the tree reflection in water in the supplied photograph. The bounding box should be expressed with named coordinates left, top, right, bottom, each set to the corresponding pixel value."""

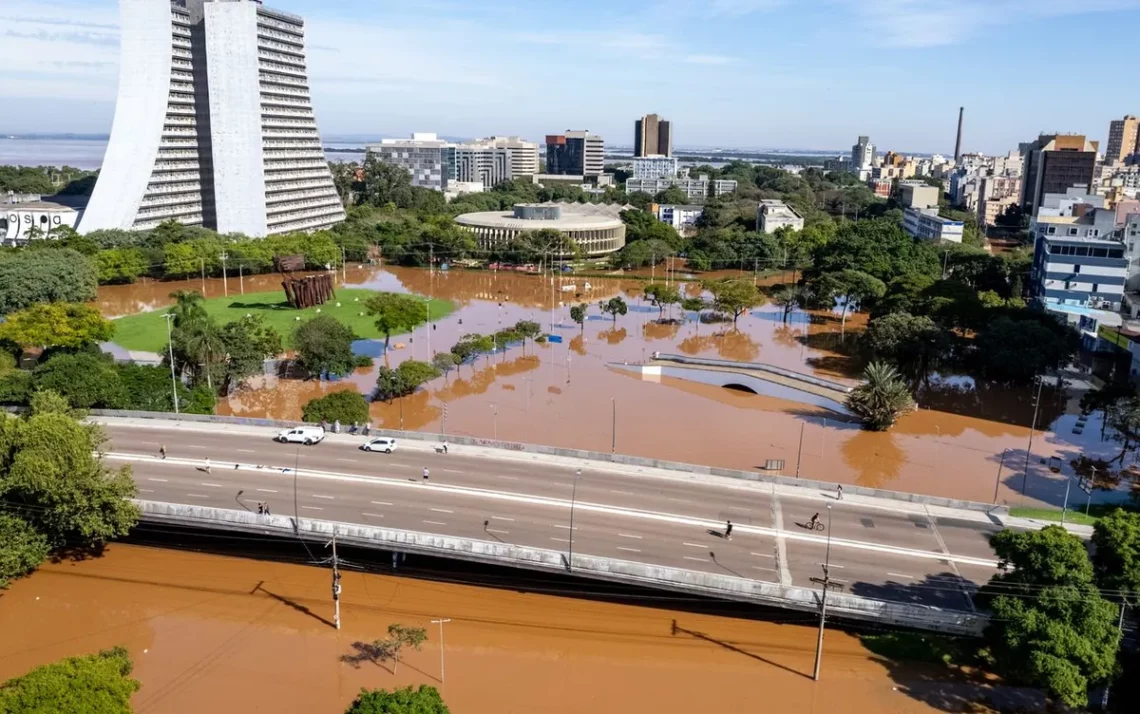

left=841, top=429, right=905, bottom=488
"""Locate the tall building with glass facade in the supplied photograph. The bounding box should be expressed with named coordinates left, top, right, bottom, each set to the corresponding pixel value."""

left=81, top=0, right=344, bottom=237
left=545, top=131, right=604, bottom=178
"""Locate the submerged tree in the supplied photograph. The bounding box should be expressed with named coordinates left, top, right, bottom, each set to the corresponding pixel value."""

left=846, top=362, right=915, bottom=431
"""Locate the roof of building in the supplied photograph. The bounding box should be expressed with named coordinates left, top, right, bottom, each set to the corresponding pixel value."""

left=1, top=195, right=85, bottom=212
left=456, top=202, right=627, bottom=231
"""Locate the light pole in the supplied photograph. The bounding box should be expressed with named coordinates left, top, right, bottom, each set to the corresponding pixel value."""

left=490, top=403, right=498, bottom=440
left=993, top=448, right=1008, bottom=504
left=163, top=313, right=179, bottom=414
left=1021, top=375, right=1046, bottom=494
left=812, top=505, right=841, bottom=682
left=425, top=298, right=432, bottom=359
left=567, top=468, right=581, bottom=571
left=431, top=618, right=451, bottom=686
left=611, top=398, right=616, bottom=454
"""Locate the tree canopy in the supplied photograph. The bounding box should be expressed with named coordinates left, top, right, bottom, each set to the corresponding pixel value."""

left=0, top=646, right=140, bottom=714
left=0, top=248, right=98, bottom=315
left=344, top=685, right=449, bottom=714
left=846, top=362, right=915, bottom=431
left=0, top=303, right=114, bottom=351
left=365, top=293, right=428, bottom=350
left=292, top=316, right=358, bottom=378
left=1091, top=509, right=1140, bottom=601
left=302, top=390, right=370, bottom=425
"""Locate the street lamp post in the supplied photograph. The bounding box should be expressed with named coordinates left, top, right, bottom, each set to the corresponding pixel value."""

left=812, top=505, right=839, bottom=682
left=611, top=398, right=616, bottom=454
left=993, top=448, right=1008, bottom=504
left=431, top=618, right=451, bottom=686
left=1021, top=375, right=1046, bottom=494
left=567, top=468, right=581, bottom=571
left=163, top=313, right=179, bottom=414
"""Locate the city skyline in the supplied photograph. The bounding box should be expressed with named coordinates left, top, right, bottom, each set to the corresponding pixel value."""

left=4, top=0, right=1140, bottom=154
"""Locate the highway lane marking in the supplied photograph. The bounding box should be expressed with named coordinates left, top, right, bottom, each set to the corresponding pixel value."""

left=201, top=482, right=223, bottom=488
left=888, top=573, right=916, bottom=580
left=311, top=494, right=335, bottom=500
left=371, top=501, right=394, bottom=506
left=187, top=493, right=210, bottom=498
left=611, top=490, right=636, bottom=496
left=550, top=537, right=570, bottom=543
left=486, top=528, right=510, bottom=535
left=682, top=542, right=705, bottom=548
left=139, top=488, right=155, bottom=493
left=553, top=525, right=578, bottom=530
left=752, top=566, right=776, bottom=572
left=771, top=493, right=793, bottom=587
left=683, top=556, right=709, bottom=563
left=498, top=475, right=519, bottom=481
left=618, top=533, right=642, bottom=539
left=302, top=506, right=324, bottom=511
left=924, top=510, right=978, bottom=613
left=617, top=546, right=642, bottom=553
left=257, top=489, right=278, bottom=493
left=182, top=445, right=209, bottom=450
left=336, top=458, right=359, bottom=464
left=108, top=453, right=1001, bottom=569
left=148, top=478, right=169, bottom=483
left=431, top=508, right=454, bottom=514
left=490, top=516, right=515, bottom=522
left=750, top=552, right=775, bottom=558
left=441, top=469, right=462, bottom=474
left=361, top=513, right=385, bottom=518
left=236, top=449, right=257, bottom=454
left=424, top=520, right=448, bottom=526
left=388, top=463, right=412, bottom=468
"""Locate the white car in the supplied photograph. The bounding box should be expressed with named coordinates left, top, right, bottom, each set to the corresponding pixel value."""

left=362, top=437, right=397, bottom=454
left=275, top=426, right=326, bottom=445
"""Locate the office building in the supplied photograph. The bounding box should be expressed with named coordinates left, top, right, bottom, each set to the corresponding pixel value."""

left=757, top=200, right=804, bottom=233
left=1, top=194, right=86, bottom=245
left=634, top=114, right=672, bottom=157
left=476, top=136, right=540, bottom=177
left=1019, top=134, right=1099, bottom=216
left=902, top=208, right=964, bottom=243
left=367, top=133, right=454, bottom=192
left=546, top=131, right=605, bottom=178
left=900, top=183, right=940, bottom=211
left=1030, top=206, right=1126, bottom=313
left=632, top=155, right=679, bottom=180
left=981, top=195, right=1018, bottom=228
left=455, top=202, right=625, bottom=258
left=1107, top=116, right=1140, bottom=165
left=654, top=204, right=703, bottom=234
left=851, top=135, right=875, bottom=179
left=454, top=142, right=511, bottom=189
left=625, top=176, right=737, bottom=200
left=82, top=0, right=344, bottom=237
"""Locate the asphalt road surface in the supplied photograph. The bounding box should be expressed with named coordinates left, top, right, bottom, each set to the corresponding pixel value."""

left=102, top=422, right=1004, bottom=611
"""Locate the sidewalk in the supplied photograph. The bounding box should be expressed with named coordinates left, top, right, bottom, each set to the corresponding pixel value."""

left=93, top=415, right=1094, bottom=537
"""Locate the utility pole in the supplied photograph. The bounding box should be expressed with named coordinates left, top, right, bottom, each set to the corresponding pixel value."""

left=200, top=258, right=206, bottom=292
left=342, top=245, right=347, bottom=282
left=1102, top=603, right=1128, bottom=709
left=238, top=263, right=244, bottom=295
left=811, top=506, right=845, bottom=681
left=220, top=252, right=229, bottom=297
left=163, top=313, right=179, bottom=414
left=1021, top=375, right=1045, bottom=494
left=567, top=468, right=581, bottom=571
left=611, top=398, right=617, bottom=454
left=796, top=421, right=805, bottom=477
left=326, top=528, right=342, bottom=630
left=431, top=618, right=451, bottom=686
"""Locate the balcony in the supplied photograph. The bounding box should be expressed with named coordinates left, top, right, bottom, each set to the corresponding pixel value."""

left=148, top=172, right=201, bottom=184
left=260, top=106, right=313, bottom=119
left=256, top=14, right=305, bottom=38
left=257, top=49, right=306, bottom=69
left=265, top=179, right=334, bottom=193
left=265, top=188, right=339, bottom=206
left=152, top=160, right=200, bottom=172
left=140, top=193, right=203, bottom=209
left=259, top=71, right=308, bottom=88
left=135, top=202, right=204, bottom=220
left=145, top=182, right=200, bottom=195
left=257, top=30, right=305, bottom=52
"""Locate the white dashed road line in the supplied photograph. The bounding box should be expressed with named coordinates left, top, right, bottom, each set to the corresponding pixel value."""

left=431, top=508, right=454, bottom=514
left=683, top=556, right=709, bottom=563
left=617, top=546, right=642, bottom=553
left=618, top=533, right=642, bottom=539
left=311, top=494, right=335, bottom=500
left=486, top=528, right=510, bottom=535
left=257, top=489, right=278, bottom=493
left=361, top=513, right=384, bottom=518
left=371, top=501, right=393, bottom=506
left=302, top=506, right=323, bottom=511
left=148, top=478, right=168, bottom=483
left=187, top=493, right=210, bottom=499
left=491, top=516, right=515, bottom=522
left=423, top=520, right=448, bottom=526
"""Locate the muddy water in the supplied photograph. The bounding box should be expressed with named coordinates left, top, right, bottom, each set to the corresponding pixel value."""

left=0, top=544, right=995, bottom=714
left=97, top=267, right=1092, bottom=505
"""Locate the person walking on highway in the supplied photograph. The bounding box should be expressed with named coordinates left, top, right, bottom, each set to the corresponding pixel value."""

left=159, top=444, right=167, bottom=460
left=836, top=484, right=843, bottom=501
left=264, top=503, right=271, bottom=516
left=808, top=512, right=820, bottom=530
left=422, top=467, right=430, bottom=482
left=258, top=503, right=264, bottom=515
left=724, top=520, right=733, bottom=540
left=441, top=442, right=448, bottom=454
left=205, top=457, right=211, bottom=474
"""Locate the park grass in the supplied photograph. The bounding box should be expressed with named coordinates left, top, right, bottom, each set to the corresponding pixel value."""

left=109, top=288, right=454, bottom=353
left=1008, top=503, right=1136, bottom=527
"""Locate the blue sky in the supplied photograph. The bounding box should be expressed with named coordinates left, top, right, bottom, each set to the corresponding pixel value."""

left=3, top=0, right=1140, bottom=154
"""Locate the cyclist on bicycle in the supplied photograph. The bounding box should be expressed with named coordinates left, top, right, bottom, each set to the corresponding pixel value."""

left=808, top=512, right=820, bottom=530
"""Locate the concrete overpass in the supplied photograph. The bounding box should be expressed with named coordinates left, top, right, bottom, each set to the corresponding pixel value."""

left=94, top=414, right=1008, bottom=636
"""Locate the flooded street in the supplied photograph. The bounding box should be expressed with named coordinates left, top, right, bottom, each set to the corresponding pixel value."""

left=0, top=544, right=1001, bottom=713
left=97, top=266, right=1112, bottom=507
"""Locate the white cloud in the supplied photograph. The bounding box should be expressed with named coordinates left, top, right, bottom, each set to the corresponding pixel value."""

left=836, top=0, right=1140, bottom=47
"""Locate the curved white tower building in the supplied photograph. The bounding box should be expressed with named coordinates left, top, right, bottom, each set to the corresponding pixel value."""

left=82, top=0, right=344, bottom=237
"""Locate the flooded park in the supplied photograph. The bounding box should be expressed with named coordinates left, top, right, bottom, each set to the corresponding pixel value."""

left=0, top=543, right=1029, bottom=714
left=93, top=264, right=1118, bottom=508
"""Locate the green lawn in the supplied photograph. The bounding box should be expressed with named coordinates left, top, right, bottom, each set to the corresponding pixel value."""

left=1008, top=504, right=1137, bottom=527
left=110, top=288, right=454, bottom=353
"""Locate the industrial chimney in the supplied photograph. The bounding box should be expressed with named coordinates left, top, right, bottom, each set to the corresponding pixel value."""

left=954, top=107, right=964, bottom=162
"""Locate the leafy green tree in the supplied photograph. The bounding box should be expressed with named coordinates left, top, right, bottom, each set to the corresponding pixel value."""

left=32, top=353, right=128, bottom=410
left=513, top=320, right=542, bottom=353
left=814, top=269, right=886, bottom=339
left=982, top=526, right=1121, bottom=709
left=431, top=352, right=457, bottom=380
left=1105, top=396, right=1140, bottom=464
left=973, top=317, right=1078, bottom=384
left=681, top=297, right=707, bottom=320
left=0, top=248, right=98, bottom=315
left=598, top=296, right=628, bottom=323
left=0, top=646, right=140, bottom=714
left=345, top=686, right=449, bottom=714
left=0, top=513, right=50, bottom=589
left=292, top=316, right=358, bottom=379
left=117, top=364, right=193, bottom=413
left=450, top=334, right=494, bottom=373
left=217, top=315, right=282, bottom=393
left=846, top=362, right=915, bottom=431
left=569, top=303, right=588, bottom=332
left=862, top=312, right=951, bottom=386
left=384, top=624, right=427, bottom=674
left=302, top=390, right=370, bottom=425
left=0, top=406, right=139, bottom=548
left=0, top=371, right=33, bottom=407
left=360, top=155, right=415, bottom=208
left=654, top=186, right=689, bottom=205
left=0, top=303, right=115, bottom=352
left=611, top=238, right=674, bottom=269
left=1091, top=509, right=1140, bottom=601
left=807, top=218, right=939, bottom=285
left=95, top=248, right=148, bottom=284
left=643, top=282, right=682, bottom=320
left=176, top=318, right=225, bottom=393
left=705, top=279, right=761, bottom=327
left=374, top=360, right=440, bottom=402
left=162, top=241, right=198, bottom=279
left=364, top=293, right=428, bottom=351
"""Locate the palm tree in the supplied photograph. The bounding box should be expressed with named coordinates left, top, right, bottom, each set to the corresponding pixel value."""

left=181, top=319, right=225, bottom=393
left=169, top=290, right=207, bottom=328
left=846, top=362, right=915, bottom=431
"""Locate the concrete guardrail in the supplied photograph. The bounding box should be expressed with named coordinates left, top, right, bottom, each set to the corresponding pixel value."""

left=653, top=353, right=855, bottom=393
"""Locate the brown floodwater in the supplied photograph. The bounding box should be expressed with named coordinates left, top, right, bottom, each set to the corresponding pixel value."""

left=0, top=544, right=1014, bottom=713
left=97, top=266, right=1101, bottom=506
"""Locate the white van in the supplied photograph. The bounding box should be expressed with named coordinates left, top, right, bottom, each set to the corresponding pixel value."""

left=362, top=437, right=397, bottom=454
left=275, top=425, right=325, bottom=445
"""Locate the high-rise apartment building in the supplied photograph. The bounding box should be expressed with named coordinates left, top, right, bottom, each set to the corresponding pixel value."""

left=850, top=136, right=875, bottom=180
left=476, top=136, right=539, bottom=177
left=454, top=143, right=511, bottom=189
left=82, top=0, right=344, bottom=237
left=1019, top=134, right=1099, bottom=216
left=1107, top=116, right=1140, bottom=165
left=634, top=114, right=672, bottom=157
left=545, top=131, right=605, bottom=178
left=367, top=133, right=455, bottom=192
